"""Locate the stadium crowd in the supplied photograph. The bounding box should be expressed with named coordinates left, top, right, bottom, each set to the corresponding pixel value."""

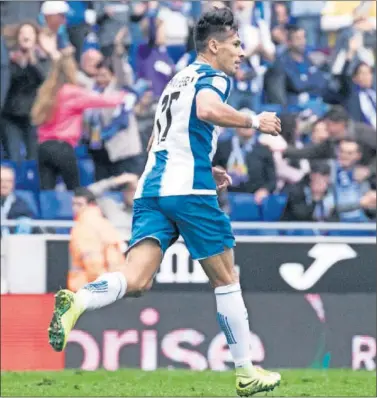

left=1, top=0, right=376, bottom=237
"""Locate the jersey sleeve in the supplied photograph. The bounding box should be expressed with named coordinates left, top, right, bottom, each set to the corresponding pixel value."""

left=196, top=73, right=232, bottom=103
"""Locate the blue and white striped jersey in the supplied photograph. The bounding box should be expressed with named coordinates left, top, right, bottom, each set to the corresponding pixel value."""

left=135, top=61, right=232, bottom=199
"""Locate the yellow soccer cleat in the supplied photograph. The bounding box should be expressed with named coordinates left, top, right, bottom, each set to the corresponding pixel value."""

left=48, top=289, right=84, bottom=352
left=236, top=365, right=281, bottom=397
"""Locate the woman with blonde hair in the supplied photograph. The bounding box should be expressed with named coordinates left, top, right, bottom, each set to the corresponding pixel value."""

left=31, top=54, right=128, bottom=190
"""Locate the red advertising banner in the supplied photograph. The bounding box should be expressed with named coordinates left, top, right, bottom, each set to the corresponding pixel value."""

left=1, top=293, right=375, bottom=371
left=1, top=294, right=64, bottom=371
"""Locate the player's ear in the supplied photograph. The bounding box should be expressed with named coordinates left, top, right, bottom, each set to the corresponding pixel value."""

left=208, top=38, right=219, bottom=54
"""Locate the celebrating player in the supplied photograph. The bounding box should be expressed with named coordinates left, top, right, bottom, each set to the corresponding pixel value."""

left=48, top=7, right=281, bottom=396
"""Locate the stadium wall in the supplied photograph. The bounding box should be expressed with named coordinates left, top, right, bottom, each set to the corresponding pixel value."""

left=1, top=235, right=376, bottom=294
left=1, top=293, right=375, bottom=372
left=1, top=235, right=376, bottom=371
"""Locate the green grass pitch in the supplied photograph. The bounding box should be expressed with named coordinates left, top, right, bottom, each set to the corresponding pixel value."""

left=1, top=369, right=376, bottom=397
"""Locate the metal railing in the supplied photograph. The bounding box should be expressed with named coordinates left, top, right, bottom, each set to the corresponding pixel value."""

left=1, top=220, right=376, bottom=231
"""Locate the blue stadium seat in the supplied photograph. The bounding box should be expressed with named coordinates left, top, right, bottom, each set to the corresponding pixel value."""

left=262, top=194, right=288, bottom=221
left=78, top=159, right=95, bottom=187
left=283, top=230, right=316, bottom=236
left=328, top=229, right=376, bottom=237
left=15, top=190, right=39, bottom=218
left=16, top=160, right=40, bottom=192
left=228, top=193, right=262, bottom=221
left=39, top=191, right=74, bottom=220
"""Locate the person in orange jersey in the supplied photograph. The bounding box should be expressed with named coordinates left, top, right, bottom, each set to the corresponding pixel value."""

left=68, top=187, right=127, bottom=292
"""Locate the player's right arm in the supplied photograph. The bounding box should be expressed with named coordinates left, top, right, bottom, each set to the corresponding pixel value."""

left=196, top=89, right=281, bottom=136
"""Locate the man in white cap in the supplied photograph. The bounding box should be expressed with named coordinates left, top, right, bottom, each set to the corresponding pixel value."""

left=39, top=1, right=74, bottom=56
left=41, top=1, right=70, bottom=33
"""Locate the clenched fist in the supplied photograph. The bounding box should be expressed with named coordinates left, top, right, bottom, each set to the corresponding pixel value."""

left=257, top=112, right=281, bottom=136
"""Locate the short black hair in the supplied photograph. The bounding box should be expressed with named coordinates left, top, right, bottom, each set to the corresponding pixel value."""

left=311, top=161, right=331, bottom=176
left=73, top=187, right=96, bottom=204
left=352, top=61, right=371, bottom=77
left=325, top=106, right=349, bottom=123
left=194, top=7, right=238, bottom=54
left=287, top=24, right=303, bottom=40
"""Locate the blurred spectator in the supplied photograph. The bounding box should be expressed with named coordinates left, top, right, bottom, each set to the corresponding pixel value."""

left=0, top=1, right=41, bottom=29
left=229, top=0, right=275, bottom=111
left=84, top=58, right=143, bottom=180
left=78, top=27, right=134, bottom=89
left=87, top=172, right=139, bottom=239
left=284, top=106, right=376, bottom=178
left=176, top=25, right=196, bottom=72
left=321, top=1, right=376, bottom=47
left=78, top=48, right=104, bottom=86
left=213, top=109, right=276, bottom=204
left=0, top=36, right=10, bottom=112
left=290, top=1, right=326, bottom=49
left=330, top=4, right=376, bottom=75
left=31, top=55, right=130, bottom=190
left=68, top=187, right=126, bottom=292
left=277, top=25, right=327, bottom=107
left=1, top=165, right=37, bottom=236
left=39, top=1, right=74, bottom=55
left=92, top=1, right=147, bottom=57
left=331, top=139, right=372, bottom=221
left=156, top=1, right=191, bottom=63
left=293, top=108, right=321, bottom=142
left=134, top=88, right=156, bottom=155
left=282, top=162, right=338, bottom=222
left=311, top=118, right=330, bottom=144
left=260, top=113, right=310, bottom=192
left=92, top=1, right=130, bottom=56
left=359, top=190, right=377, bottom=220
left=1, top=22, right=50, bottom=162
left=111, top=27, right=135, bottom=87
left=65, top=1, right=91, bottom=61
left=271, top=1, right=291, bottom=51
left=135, top=2, right=175, bottom=99
left=327, top=55, right=376, bottom=128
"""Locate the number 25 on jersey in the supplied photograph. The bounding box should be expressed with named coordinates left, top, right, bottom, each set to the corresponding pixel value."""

left=156, top=92, right=181, bottom=144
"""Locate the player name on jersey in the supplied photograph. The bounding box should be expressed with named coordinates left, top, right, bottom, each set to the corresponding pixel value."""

left=168, top=75, right=195, bottom=89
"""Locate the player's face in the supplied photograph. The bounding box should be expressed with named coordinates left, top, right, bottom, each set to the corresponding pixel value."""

left=216, top=31, right=245, bottom=76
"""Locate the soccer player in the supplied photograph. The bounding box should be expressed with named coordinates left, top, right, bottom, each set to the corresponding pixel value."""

left=48, top=7, right=282, bottom=396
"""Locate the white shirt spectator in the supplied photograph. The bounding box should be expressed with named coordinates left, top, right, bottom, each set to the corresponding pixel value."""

left=157, top=5, right=189, bottom=46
